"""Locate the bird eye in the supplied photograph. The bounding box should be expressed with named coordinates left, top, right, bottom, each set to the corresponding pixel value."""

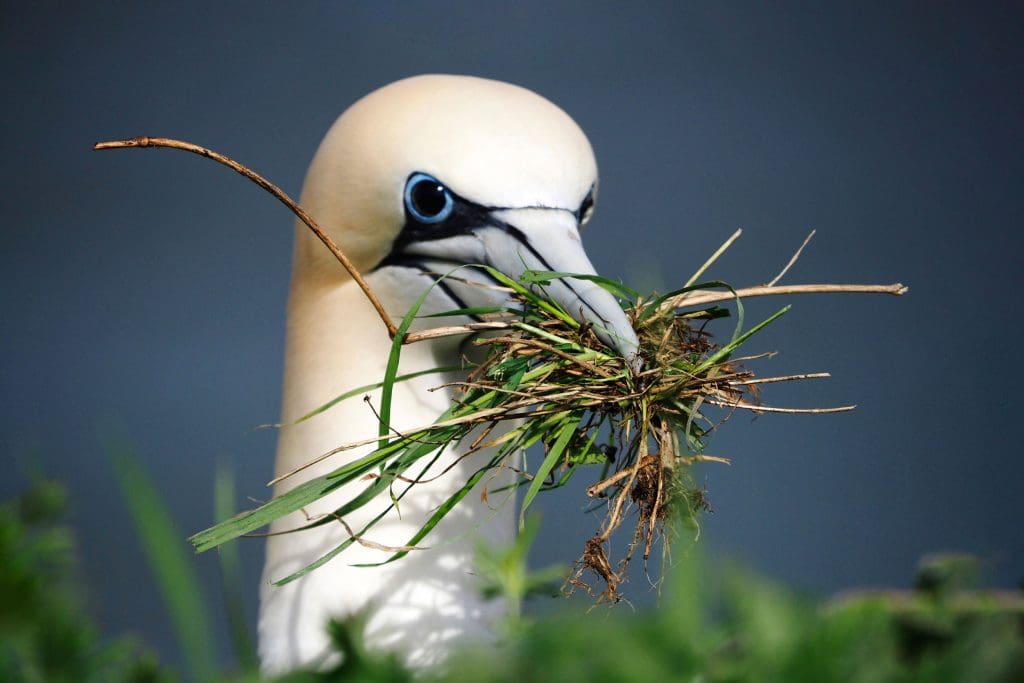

left=577, top=186, right=596, bottom=227
left=404, top=173, right=454, bottom=224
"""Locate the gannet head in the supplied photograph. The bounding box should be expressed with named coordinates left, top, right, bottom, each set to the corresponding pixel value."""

left=295, top=74, right=639, bottom=367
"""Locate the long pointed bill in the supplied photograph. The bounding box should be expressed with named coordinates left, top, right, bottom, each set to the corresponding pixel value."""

left=479, top=208, right=641, bottom=371
left=397, top=208, right=641, bottom=370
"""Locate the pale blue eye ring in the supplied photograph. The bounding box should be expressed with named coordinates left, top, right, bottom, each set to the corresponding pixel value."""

left=404, top=173, right=454, bottom=223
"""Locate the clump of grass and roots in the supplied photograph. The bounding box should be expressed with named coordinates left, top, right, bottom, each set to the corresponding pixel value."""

left=429, top=266, right=781, bottom=602
left=189, top=235, right=886, bottom=602
left=93, top=137, right=906, bottom=602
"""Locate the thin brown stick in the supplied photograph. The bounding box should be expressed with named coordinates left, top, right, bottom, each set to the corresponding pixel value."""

left=405, top=321, right=513, bottom=342
left=477, top=335, right=613, bottom=378
left=332, top=516, right=422, bottom=553
left=599, top=461, right=644, bottom=542
left=664, top=282, right=908, bottom=311
left=644, top=467, right=663, bottom=560
left=242, top=505, right=421, bottom=553
left=705, top=398, right=857, bottom=414
left=681, top=454, right=731, bottom=465
left=730, top=372, right=831, bottom=385
left=587, top=455, right=657, bottom=498
left=93, top=136, right=399, bottom=338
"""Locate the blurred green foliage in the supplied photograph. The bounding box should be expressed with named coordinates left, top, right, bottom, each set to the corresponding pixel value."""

left=1, top=475, right=1021, bottom=683
left=0, top=478, right=172, bottom=682
left=448, top=552, right=1024, bottom=683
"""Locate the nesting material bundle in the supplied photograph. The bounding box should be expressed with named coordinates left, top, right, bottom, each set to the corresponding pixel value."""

left=95, top=136, right=905, bottom=601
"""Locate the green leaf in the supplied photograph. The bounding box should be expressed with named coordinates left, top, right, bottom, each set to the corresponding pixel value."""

left=213, top=462, right=258, bottom=672
left=271, top=506, right=390, bottom=586
left=290, top=365, right=462, bottom=425
left=637, top=279, right=731, bottom=322
left=694, top=305, right=790, bottom=374
left=108, top=440, right=218, bottom=683
left=418, top=305, right=516, bottom=318
left=189, top=442, right=400, bottom=552
left=378, top=287, right=436, bottom=449
left=519, top=269, right=640, bottom=300
left=519, top=413, right=581, bottom=529
left=273, top=431, right=461, bottom=582
left=354, top=460, right=498, bottom=568
left=484, top=267, right=579, bottom=326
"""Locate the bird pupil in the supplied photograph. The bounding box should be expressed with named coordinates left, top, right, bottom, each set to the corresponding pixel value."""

left=412, top=180, right=447, bottom=217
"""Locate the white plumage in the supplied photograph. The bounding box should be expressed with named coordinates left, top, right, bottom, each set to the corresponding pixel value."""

left=258, top=75, right=638, bottom=674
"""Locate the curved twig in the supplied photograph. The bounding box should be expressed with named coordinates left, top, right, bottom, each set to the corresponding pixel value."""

left=93, top=136, right=399, bottom=338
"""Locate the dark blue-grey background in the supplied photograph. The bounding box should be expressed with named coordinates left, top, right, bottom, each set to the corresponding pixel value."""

left=3, top=1, right=1021, bottom=672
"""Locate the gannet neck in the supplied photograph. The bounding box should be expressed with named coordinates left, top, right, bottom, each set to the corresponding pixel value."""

left=258, top=257, right=513, bottom=673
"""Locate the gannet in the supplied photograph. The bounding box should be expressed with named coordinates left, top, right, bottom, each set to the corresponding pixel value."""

left=259, top=74, right=639, bottom=674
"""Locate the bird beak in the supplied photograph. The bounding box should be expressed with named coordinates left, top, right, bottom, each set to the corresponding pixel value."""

left=396, top=207, right=641, bottom=370
left=453, top=207, right=641, bottom=371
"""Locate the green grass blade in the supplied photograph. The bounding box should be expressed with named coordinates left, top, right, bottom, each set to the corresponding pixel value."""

left=271, top=506, right=390, bottom=586
left=684, top=228, right=742, bottom=287
left=482, top=266, right=533, bottom=298
left=519, top=269, right=641, bottom=300
left=519, top=413, right=580, bottom=529
left=695, top=305, right=790, bottom=374
left=214, top=462, right=258, bottom=672
left=355, top=456, right=503, bottom=568
left=290, top=365, right=462, bottom=426
left=729, top=285, right=746, bottom=345
left=269, top=440, right=449, bottom=582
left=190, top=443, right=399, bottom=552
left=108, top=440, right=218, bottom=683
left=275, top=438, right=467, bottom=581
left=637, top=279, right=731, bottom=322
left=418, top=305, right=516, bottom=318
left=378, top=286, right=437, bottom=449
left=484, top=267, right=579, bottom=326
left=378, top=264, right=487, bottom=450
left=274, top=437, right=467, bottom=581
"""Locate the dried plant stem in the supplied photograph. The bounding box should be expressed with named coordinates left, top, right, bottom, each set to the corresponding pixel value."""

left=598, top=447, right=651, bottom=543
left=404, top=283, right=908, bottom=343
left=706, top=399, right=857, bottom=414
left=730, top=372, right=831, bottom=385
left=477, top=336, right=613, bottom=378
left=92, top=136, right=399, bottom=338
left=405, top=321, right=513, bottom=342
left=682, top=454, right=731, bottom=465
left=587, top=458, right=651, bottom=498
left=666, top=282, right=908, bottom=310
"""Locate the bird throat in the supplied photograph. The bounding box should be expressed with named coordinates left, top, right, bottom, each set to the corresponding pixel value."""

left=258, top=269, right=513, bottom=674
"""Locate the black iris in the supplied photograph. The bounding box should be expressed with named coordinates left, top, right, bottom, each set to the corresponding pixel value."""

left=404, top=172, right=454, bottom=223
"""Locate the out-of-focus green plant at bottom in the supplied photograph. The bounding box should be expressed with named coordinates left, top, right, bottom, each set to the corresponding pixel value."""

left=447, top=547, right=1024, bottom=683
left=0, top=478, right=172, bottom=683
left=1, top=474, right=1021, bottom=682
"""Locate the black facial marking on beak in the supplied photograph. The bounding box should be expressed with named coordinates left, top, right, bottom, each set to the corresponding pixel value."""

left=377, top=172, right=585, bottom=271
left=374, top=172, right=640, bottom=368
